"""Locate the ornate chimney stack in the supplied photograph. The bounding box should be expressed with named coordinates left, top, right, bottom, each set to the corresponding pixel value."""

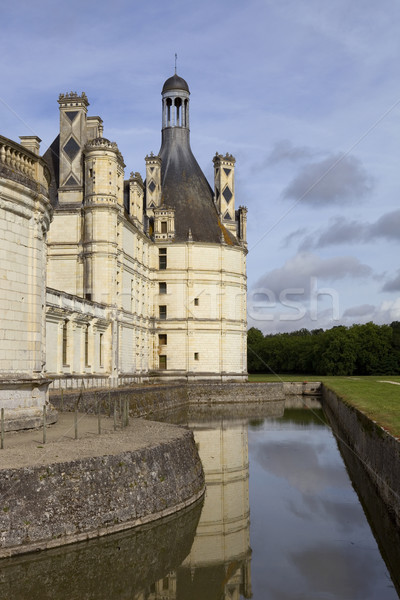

left=57, top=91, right=89, bottom=205
left=213, top=152, right=236, bottom=236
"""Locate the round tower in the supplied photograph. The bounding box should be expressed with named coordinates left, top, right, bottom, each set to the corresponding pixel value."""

left=149, top=74, right=248, bottom=382
left=83, top=137, right=124, bottom=305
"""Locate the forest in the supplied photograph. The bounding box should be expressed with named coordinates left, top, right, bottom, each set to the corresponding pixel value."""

left=247, top=321, right=400, bottom=376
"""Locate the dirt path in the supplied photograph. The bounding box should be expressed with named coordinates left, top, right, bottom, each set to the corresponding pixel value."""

left=0, top=412, right=186, bottom=470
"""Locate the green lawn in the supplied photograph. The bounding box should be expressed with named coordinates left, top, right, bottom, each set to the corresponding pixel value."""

left=248, top=374, right=400, bottom=438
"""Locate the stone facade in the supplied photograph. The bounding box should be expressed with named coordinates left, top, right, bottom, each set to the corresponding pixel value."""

left=0, top=135, right=55, bottom=429
left=44, top=74, right=248, bottom=389
left=0, top=74, right=248, bottom=427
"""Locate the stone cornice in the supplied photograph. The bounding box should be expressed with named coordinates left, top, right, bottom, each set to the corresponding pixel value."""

left=84, top=137, right=125, bottom=166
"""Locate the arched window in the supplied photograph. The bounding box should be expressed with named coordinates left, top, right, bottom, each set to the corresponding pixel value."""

left=166, top=98, right=172, bottom=126
left=175, top=97, right=182, bottom=126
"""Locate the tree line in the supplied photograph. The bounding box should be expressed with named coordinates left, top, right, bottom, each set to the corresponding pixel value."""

left=247, top=322, right=400, bottom=375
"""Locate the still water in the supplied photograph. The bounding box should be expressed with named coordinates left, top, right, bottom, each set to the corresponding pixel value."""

left=0, top=401, right=399, bottom=599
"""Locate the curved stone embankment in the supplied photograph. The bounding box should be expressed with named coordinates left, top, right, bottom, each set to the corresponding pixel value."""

left=0, top=416, right=205, bottom=558
left=322, top=386, right=400, bottom=530
left=0, top=499, right=203, bottom=600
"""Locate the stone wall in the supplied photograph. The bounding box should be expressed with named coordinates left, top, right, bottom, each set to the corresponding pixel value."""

left=0, top=134, right=54, bottom=430
left=0, top=424, right=204, bottom=557
left=50, top=382, right=321, bottom=419
left=321, top=386, right=400, bottom=530
left=187, top=382, right=285, bottom=403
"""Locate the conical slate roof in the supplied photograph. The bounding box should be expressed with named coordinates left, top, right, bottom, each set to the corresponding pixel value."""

left=158, top=72, right=237, bottom=245
left=159, top=128, right=237, bottom=245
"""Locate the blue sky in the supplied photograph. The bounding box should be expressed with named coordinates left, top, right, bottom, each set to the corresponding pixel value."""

left=2, top=0, right=400, bottom=333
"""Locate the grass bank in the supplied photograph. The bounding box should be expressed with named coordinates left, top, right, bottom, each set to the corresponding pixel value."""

left=248, top=374, right=400, bottom=438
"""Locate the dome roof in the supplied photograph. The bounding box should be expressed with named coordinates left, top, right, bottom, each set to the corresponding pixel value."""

left=162, top=74, right=190, bottom=94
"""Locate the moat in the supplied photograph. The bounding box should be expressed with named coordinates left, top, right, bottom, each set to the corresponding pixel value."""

left=0, top=400, right=399, bottom=599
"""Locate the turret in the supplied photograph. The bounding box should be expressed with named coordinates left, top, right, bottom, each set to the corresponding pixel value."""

left=82, top=137, right=125, bottom=304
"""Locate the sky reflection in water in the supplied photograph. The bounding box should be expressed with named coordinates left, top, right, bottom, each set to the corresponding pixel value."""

left=248, top=410, right=397, bottom=599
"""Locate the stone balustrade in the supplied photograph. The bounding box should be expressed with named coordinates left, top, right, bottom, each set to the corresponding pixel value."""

left=0, top=134, right=50, bottom=191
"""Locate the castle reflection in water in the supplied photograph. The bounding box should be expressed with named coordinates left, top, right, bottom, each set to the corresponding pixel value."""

left=139, top=413, right=253, bottom=600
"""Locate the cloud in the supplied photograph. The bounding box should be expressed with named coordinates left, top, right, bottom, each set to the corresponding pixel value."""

left=341, top=299, right=400, bottom=326
left=382, top=269, right=400, bottom=292
left=299, top=217, right=367, bottom=250
left=254, top=251, right=373, bottom=298
left=266, top=139, right=319, bottom=164
left=282, top=153, right=373, bottom=206
left=292, top=209, right=400, bottom=250
left=282, top=227, right=308, bottom=248
left=342, top=304, right=375, bottom=317
left=370, top=209, right=400, bottom=240
left=248, top=253, right=373, bottom=332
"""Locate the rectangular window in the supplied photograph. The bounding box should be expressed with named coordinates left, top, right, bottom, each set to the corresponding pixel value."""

left=99, top=333, right=103, bottom=367
left=159, top=355, right=167, bottom=369
left=159, top=305, right=167, bottom=320
left=159, top=248, right=167, bottom=270
left=159, top=282, right=167, bottom=294
left=159, top=334, right=167, bottom=345
left=194, top=352, right=199, bottom=361
left=62, top=321, right=68, bottom=366
left=194, top=298, right=199, bottom=306
left=85, top=325, right=89, bottom=367
left=161, top=221, right=167, bottom=233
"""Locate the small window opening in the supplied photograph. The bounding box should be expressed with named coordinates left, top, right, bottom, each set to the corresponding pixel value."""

left=159, top=305, right=167, bottom=320
left=62, top=321, right=68, bottom=366
left=159, top=334, right=167, bottom=345
left=159, top=355, right=167, bottom=369
left=159, top=248, right=167, bottom=270
left=194, top=298, right=199, bottom=306
left=99, top=333, right=104, bottom=367
left=85, top=325, right=89, bottom=367
left=194, top=352, right=199, bottom=361
left=161, top=221, right=167, bottom=233
left=159, top=282, right=167, bottom=294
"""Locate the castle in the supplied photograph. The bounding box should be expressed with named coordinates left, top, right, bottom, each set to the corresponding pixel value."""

left=0, top=73, right=248, bottom=429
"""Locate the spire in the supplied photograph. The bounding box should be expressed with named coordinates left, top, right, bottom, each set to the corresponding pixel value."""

left=157, top=74, right=238, bottom=246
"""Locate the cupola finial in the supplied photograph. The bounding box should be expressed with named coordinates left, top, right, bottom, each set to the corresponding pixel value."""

left=174, top=53, right=177, bottom=74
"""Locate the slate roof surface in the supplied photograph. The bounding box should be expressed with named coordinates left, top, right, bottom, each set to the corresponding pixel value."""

left=158, top=127, right=237, bottom=245
left=42, top=136, right=60, bottom=207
